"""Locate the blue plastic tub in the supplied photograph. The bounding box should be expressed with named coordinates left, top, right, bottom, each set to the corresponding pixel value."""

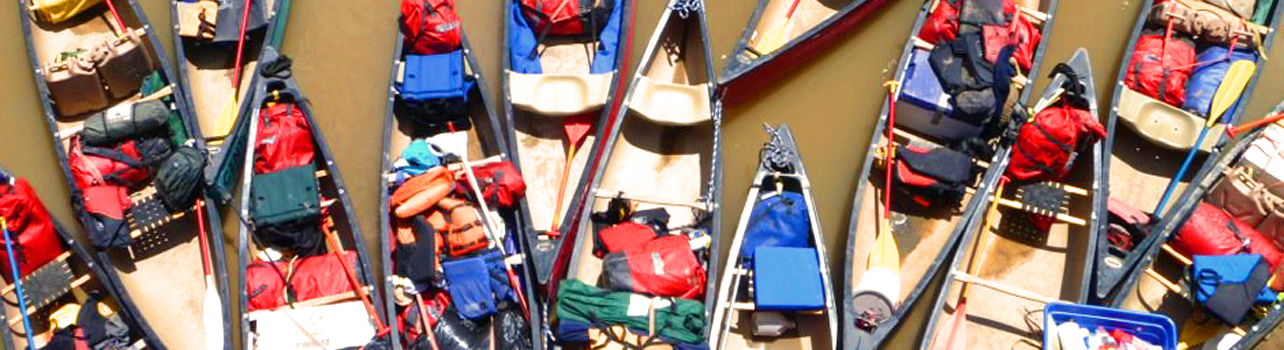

left=1043, top=302, right=1178, bottom=350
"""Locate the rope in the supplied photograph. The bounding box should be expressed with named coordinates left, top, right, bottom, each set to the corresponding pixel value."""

left=671, top=0, right=702, bottom=19
left=759, top=124, right=794, bottom=174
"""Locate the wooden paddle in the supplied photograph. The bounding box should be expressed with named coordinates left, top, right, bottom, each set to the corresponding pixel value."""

left=547, top=113, right=593, bottom=237
left=321, top=218, right=389, bottom=336
left=1154, top=60, right=1256, bottom=216
left=212, top=0, right=256, bottom=141
left=193, top=199, right=224, bottom=350
left=870, top=82, right=901, bottom=274
left=752, top=0, right=802, bottom=55
left=1, top=218, right=37, bottom=350
left=927, top=176, right=1009, bottom=350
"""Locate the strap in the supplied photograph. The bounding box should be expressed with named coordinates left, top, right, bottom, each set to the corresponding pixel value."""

left=1195, top=268, right=1222, bottom=300
left=1223, top=220, right=1252, bottom=253
left=1013, top=140, right=1061, bottom=177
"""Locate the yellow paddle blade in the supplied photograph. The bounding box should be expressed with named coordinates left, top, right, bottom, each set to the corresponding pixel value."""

left=752, top=19, right=795, bottom=56
left=1208, top=60, right=1257, bottom=125
left=212, top=92, right=240, bottom=140
left=868, top=220, right=900, bottom=274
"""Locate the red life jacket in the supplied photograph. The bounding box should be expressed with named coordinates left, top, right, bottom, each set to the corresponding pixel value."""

left=520, top=0, right=614, bottom=37
left=245, top=251, right=358, bottom=311
left=254, top=102, right=315, bottom=175
left=982, top=12, right=1041, bottom=71
left=1008, top=104, right=1105, bottom=181
left=1125, top=33, right=1195, bottom=106
left=454, top=160, right=526, bottom=209
left=400, top=0, right=462, bottom=55
left=1174, top=202, right=1282, bottom=270
left=0, top=177, right=65, bottom=283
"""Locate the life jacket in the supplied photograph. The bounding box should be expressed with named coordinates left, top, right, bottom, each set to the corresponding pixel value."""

left=602, top=235, right=705, bottom=300
left=1173, top=201, right=1282, bottom=270
left=254, top=102, right=315, bottom=175
left=400, top=0, right=463, bottom=55
left=594, top=222, right=658, bottom=258
left=981, top=10, right=1040, bottom=71
left=918, top=0, right=960, bottom=44
left=0, top=177, right=65, bottom=283
left=519, top=0, right=616, bottom=37
left=390, top=167, right=455, bottom=219
left=245, top=251, right=358, bottom=311
left=427, top=198, right=489, bottom=258
left=1007, top=104, right=1105, bottom=181
left=453, top=160, right=526, bottom=209
left=1124, top=33, right=1195, bottom=106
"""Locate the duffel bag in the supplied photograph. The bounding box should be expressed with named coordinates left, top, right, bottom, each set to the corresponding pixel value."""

left=556, top=279, right=706, bottom=345
left=427, top=198, right=489, bottom=257
left=1150, top=0, right=1270, bottom=47
left=1007, top=104, right=1105, bottom=181
left=740, top=191, right=810, bottom=260
left=401, top=0, right=463, bottom=55
left=0, top=177, right=65, bottom=283
left=454, top=160, right=526, bottom=209
left=603, top=235, right=705, bottom=299
left=81, top=100, right=170, bottom=146
left=154, top=144, right=207, bottom=211
left=1183, top=46, right=1258, bottom=118
left=1172, top=201, right=1282, bottom=269
left=594, top=222, right=658, bottom=258
left=28, top=0, right=104, bottom=24
left=1124, top=32, right=1196, bottom=106
left=893, top=145, right=974, bottom=200
left=254, top=102, right=315, bottom=175
left=250, top=164, right=323, bottom=253
left=519, top=0, right=616, bottom=37
left=917, top=0, right=960, bottom=44
left=246, top=251, right=358, bottom=311
left=391, top=167, right=455, bottom=219
left=69, top=136, right=170, bottom=189
left=44, top=53, right=108, bottom=117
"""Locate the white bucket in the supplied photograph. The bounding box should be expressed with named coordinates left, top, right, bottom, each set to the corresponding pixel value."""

left=853, top=267, right=902, bottom=309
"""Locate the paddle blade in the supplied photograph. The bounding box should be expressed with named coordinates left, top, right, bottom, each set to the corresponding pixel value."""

left=753, top=23, right=792, bottom=55
left=869, top=223, right=900, bottom=274
left=204, top=276, right=225, bottom=350
left=564, top=113, right=593, bottom=149
left=1209, top=60, right=1257, bottom=123
left=927, top=301, right=968, bottom=350
left=212, top=93, right=240, bottom=140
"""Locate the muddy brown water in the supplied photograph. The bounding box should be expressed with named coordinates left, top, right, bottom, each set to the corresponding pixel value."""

left=3, top=0, right=1284, bottom=348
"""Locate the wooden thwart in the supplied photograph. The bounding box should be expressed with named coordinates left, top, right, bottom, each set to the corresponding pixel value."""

left=951, top=271, right=1055, bottom=304
left=7, top=274, right=92, bottom=327
left=593, top=189, right=707, bottom=209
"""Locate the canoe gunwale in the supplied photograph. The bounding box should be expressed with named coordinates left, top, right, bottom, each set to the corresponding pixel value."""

left=233, top=45, right=386, bottom=350
left=839, top=0, right=1061, bottom=348
left=376, top=30, right=545, bottom=350
left=562, top=0, right=723, bottom=342
left=16, top=1, right=230, bottom=349
left=1094, top=0, right=1284, bottom=304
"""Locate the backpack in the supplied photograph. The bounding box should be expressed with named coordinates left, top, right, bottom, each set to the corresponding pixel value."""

left=1007, top=104, right=1105, bottom=181
left=1124, top=33, right=1195, bottom=106
left=602, top=235, right=706, bottom=300
left=0, top=177, right=65, bottom=283
left=1173, top=202, right=1282, bottom=269
left=918, top=0, right=960, bottom=44
left=254, top=102, right=315, bottom=175
left=154, top=144, right=207, bottom=211
left=454, top=160, right=526, bottom=209
left=519, top=0, right=616, bottom=37
left=250, top=164, right=323, bottom=253
left=400, top=0, right=463, bottom=55
left=246, top=251, right=358, bottom=311
left=981, top=12, right=1040, bottom=71
left=1183, top=47, right=1258, bottom=118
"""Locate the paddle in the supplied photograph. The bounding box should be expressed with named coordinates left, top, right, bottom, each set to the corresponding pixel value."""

left=444, top=123, right=531, bottom=318
left=193, top=199, right=224, bottom=350
left=1227, top=111, right=1284, bottom=137
left=320, top=217, right=390, bottom=342
left=1, top=218, right=36, bottom=350
left=871, top=81, right=901, bottom=274
left=213, top=0, right=256, bottom=141
left=547, top=113, right=593, bottom=238
left=927, top=176, right=1009, bottom=350
left=414, top=293, right=441, bottom=350
left=752, top=0, right=802, bottom=55
left=102, top=0, right=127, bottom=34
left=1154, top=60, right=1256, bottom=216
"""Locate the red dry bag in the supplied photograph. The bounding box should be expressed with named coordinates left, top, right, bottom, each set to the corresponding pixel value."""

left=918, top=0, right=960, bottom=44
left=245, top=251, right=358, bottom=311
left=1008, top=104, right=1105, bottom=181
left=254, top=102, right=315, bottom=175
left=1174, top=202, right=1282, bottom=269
left=454, top=160, right=526, bottom=209
left=594, top=222, right=658, bottom=258
left=602, top=235, right=705, bottom=299
left=1124, top=33, right=1195, bottom=106
left=520, top=0, right=615, bottom=37
left=982, top=13, right=1041, bottom=71
left=0, top=178, right=65, bottom=283
left=400, top=0, right=462, bottom=55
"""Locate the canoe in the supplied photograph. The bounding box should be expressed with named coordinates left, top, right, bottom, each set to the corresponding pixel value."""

left=501, top=0, right=637, bottom=289
left=378, top=24, right=544, bottom=350
left=841, top=1, right=1059, bottom=348
left=718, top=0, right=890, bottom=105
left=917, top=49, right=1103, bottom=350
left=560, top=0, right=720, bottom=346
left=18, top=1, right=232, bottom=349
left=168, top=0, right=291, bottom=204
left=234, top=46, right=388, bottom=349
left=709, top=123, right=836, bottom=350
left=0, top=165, right=152, bottom=350
left=1105, top=100, right=1284, bottom=350
left=1092, top=0, right=1284, bottom=304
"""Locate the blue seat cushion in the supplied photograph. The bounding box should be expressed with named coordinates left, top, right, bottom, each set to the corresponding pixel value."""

left=754, top=246, right=825, bottom=311
left=401, top=51, right=469, bottom=101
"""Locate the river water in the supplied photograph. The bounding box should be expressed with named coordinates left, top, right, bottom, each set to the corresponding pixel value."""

left=2, top=0, right=1284, bottom=348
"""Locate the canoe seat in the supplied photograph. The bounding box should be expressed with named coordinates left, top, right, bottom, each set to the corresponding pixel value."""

left=1116, top=88, right=1224, bottom=152
left=508, top=71, right=614, bottom=116
left=628, top=76, right=711, bottom=126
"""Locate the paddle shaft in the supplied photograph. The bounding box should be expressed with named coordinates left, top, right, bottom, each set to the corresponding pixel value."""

left=194, top=200, right=225, bottom=350
left=1229, top=111, right=1284, bottom=137
left=102, top=0, right=127, bottom=34
left=231, top=0, right=255, bottom=92
left=445, top=123, right=531, bottom=318
left=414, top=294, right=441, bottom=350
left=321, top=219, right=387, bottom=332
left=1, top=219, right=36, bottom=350
left=960, top=177, right=1007, bottom=301
left=547, top=142, right=579, bottom=236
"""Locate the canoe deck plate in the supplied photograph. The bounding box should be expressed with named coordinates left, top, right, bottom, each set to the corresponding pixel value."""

left=17, top=258, right=74, bottom=311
